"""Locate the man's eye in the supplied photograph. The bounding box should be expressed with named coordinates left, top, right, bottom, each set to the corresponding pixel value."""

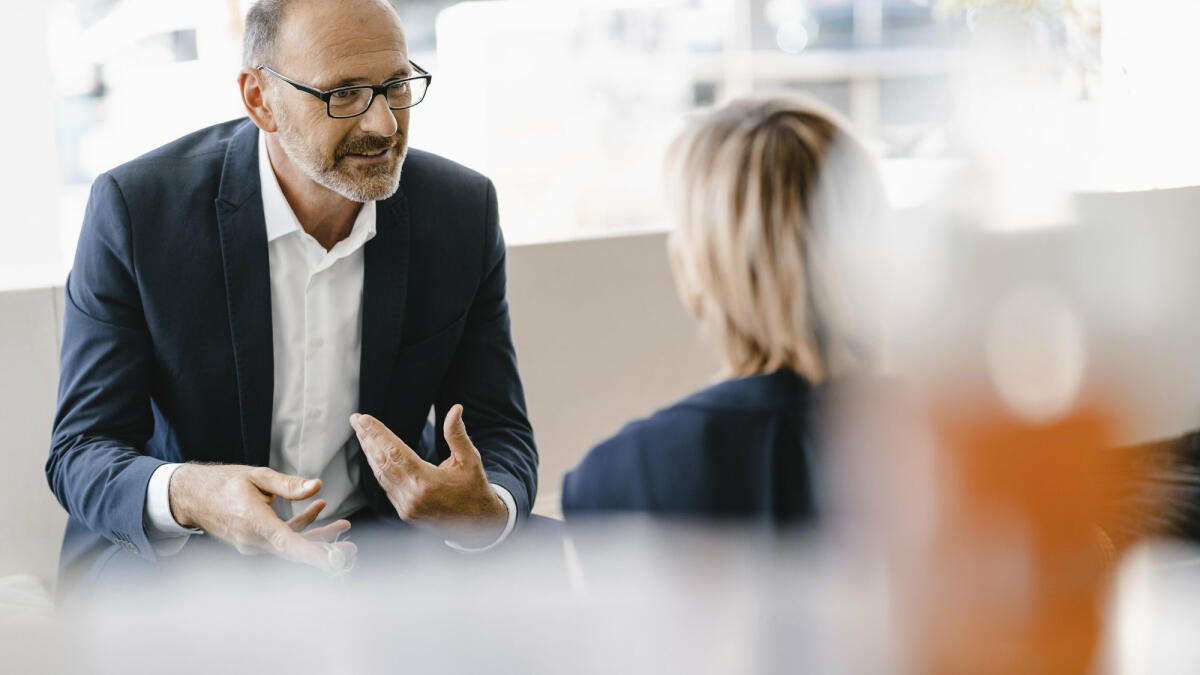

left=332, top=90, right=354, bottom=99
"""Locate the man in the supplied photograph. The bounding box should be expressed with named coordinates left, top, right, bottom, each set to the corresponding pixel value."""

left=47, top=0, right=537, bottom=596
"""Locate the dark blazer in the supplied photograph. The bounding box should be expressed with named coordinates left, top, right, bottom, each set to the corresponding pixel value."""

left=561, top=370, right=819, bottom=521
left=47, top=119, right=537, bottom=588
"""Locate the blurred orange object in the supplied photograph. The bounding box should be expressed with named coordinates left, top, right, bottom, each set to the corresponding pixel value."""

left=897, top=391, right=1165, bottom=674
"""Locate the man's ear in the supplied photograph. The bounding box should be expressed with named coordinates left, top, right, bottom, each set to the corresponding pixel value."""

left=238, top=67, right=278, bottom=133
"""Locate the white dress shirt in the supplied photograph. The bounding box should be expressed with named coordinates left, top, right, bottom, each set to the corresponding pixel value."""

left=143, top=131, right=515, bottom=552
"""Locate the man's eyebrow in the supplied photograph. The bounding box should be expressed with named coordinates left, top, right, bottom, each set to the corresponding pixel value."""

left=326, top=70, right=413, bottom=89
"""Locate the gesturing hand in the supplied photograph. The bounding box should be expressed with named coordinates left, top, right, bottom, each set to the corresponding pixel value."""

left=169, top=464, right=356, bottom=573
left=351, top=404, right=508, bottom=547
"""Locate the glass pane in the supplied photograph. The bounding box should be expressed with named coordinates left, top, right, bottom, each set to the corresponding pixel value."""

left=387, top=78, right=427, bottom=109
left=328, top=87, right=372, bottom=116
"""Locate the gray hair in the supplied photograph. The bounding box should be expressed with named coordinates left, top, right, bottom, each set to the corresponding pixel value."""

left=242, top=0, right=291, bottom=68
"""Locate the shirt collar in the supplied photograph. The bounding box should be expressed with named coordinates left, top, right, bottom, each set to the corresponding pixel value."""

left=257, top=129, right=378, bottom=249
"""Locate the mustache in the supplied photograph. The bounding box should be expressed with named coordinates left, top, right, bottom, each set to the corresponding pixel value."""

left=336, top=133, right=403, bottom=159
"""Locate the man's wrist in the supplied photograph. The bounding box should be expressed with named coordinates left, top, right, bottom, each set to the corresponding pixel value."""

left=145, top=463, right=202, bottom=537
left=445, top=484, right=517, bottom=553
left=168, top=463, right=193, bottom=528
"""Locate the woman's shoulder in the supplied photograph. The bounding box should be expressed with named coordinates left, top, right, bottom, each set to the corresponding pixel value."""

left=610, top=369, right=812, bottom=444
left=561, top=371, right=816, bottom=512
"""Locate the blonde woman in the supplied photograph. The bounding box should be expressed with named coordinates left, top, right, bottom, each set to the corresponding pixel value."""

left=561, top=94, right=887, bottom=520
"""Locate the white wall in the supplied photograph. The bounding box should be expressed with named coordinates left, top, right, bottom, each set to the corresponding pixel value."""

left=0, top=287, right=67, bottom=587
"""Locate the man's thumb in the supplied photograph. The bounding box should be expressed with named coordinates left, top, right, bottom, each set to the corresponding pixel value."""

left=254, top=468, right=321, bottom=500
left=443, top=404, right=479, bottom=465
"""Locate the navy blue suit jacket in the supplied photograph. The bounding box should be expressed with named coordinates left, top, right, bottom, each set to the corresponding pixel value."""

left=48, top=119, right=538, bottom=589
left=561, top=370, right=818, bottom=521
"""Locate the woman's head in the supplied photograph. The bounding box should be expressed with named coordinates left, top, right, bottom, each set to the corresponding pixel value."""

left=665, top=93, right=886, bottom=383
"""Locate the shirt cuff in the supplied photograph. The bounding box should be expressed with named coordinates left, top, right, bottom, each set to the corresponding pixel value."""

left=143, top=463, right=203, bottom=552
left=444, top=483, right=517, bottom=553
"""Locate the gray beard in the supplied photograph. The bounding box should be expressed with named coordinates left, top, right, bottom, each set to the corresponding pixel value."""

left=275, top=124, right=406, bottom=203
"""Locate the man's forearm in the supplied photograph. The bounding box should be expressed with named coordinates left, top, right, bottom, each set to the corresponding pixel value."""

left=46, top=434, right=166, bottom=560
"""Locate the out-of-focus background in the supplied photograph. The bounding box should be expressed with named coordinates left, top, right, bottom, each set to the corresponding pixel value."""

left=3, top=0, right=1146, bottom=286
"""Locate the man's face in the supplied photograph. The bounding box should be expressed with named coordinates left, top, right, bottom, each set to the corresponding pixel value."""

left=268, top=0, right=412, bottom=202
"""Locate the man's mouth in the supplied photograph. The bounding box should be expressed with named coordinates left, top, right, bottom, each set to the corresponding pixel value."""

left=343, top=146, right=394, bottom=162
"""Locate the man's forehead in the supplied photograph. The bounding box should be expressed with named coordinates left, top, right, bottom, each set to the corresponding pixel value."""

left=305, top=44, right=410, bottom=86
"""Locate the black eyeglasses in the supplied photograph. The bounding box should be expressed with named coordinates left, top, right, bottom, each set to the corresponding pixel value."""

left=256, top=61, right=432, bottom=119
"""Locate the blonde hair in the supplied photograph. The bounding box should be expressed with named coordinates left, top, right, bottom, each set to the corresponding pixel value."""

left=665, top=93, right=886, bottom=383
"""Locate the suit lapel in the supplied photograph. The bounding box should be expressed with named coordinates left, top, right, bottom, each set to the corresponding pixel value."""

left=214, top=121, right=274, bottom=467
left=358, top=193, right=411, bottom=416
left=357, top=193, right=411, bottom=510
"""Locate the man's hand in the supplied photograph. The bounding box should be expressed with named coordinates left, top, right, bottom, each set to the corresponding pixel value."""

left=351, top=404, right=508, bottom=547
left=168, top=464, right=355, bottom=572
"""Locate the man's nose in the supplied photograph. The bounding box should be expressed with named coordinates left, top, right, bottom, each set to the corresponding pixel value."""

left=358, top=91, right=399, bottom=138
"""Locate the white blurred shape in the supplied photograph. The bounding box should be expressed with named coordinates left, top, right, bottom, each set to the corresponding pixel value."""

left=776, top=20, right=810, bottom=54
left=985, top=285, right=1087, bottom=423
left=1106, top=541, right=1200, bottom=674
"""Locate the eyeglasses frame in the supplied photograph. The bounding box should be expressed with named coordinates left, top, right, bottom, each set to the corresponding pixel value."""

left=255, top=61, right=432, bottom=118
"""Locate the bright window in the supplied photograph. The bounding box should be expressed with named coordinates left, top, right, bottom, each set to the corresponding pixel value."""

left=12, top=0, right=1179, bottom=289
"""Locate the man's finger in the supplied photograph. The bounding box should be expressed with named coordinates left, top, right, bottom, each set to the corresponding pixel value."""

left=325, top=541, right=358, bottom=575
left=286, top=499, right=327, bottom=532
left=351, top=413, right=425, bottom=478
left=301, top=519, right=351, bottom=543
left=250, top=468, right=321, bottom=501
left=252, top=506, right=329, bottom=570
left=443, top=404, right=483, bottom=468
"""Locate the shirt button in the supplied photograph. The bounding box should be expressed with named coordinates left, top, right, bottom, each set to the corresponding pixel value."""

left=307, top=408, right=323, bottom=421
left=310, top=337, right=324, bottom=350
